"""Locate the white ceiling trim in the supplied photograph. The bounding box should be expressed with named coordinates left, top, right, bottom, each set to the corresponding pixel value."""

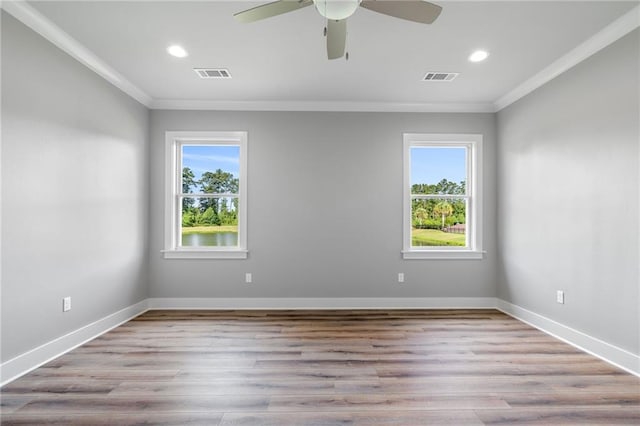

left=150, top=99, right=496, bottom=113
left=1, top=0, right=153, bottom=107
left=3, top=1, right=637, bottom=113
left=494, top=4, right=640, bottom=112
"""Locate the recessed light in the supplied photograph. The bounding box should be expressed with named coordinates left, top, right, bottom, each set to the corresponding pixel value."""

left=468, top=50, right=489, bottom=63
left=167, top=45, right=188, bottom=58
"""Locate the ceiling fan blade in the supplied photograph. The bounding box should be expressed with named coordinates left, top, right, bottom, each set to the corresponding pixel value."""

left=360, top=0, right=442, bottom=24
left=234, top=0, right=312, bottom=23
left=327, top=19, right=347, bottom=60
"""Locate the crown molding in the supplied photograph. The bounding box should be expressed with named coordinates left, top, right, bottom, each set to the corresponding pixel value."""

left=150, top=99, right=496, bottom=113
left=3, top=1, right=637, bottom=114
left=1, top=0, right=153, bottom=107
left=0, top=1, right=492, bottom=114
left=494, top=4, right=640, bottom=112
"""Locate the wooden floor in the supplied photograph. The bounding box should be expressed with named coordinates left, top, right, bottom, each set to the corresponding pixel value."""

left=1, top=309, right=639, bottom=425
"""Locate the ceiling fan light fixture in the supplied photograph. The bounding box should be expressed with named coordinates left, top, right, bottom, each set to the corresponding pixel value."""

left=233, top=0, right=443, bottom=60
left=468, top=50, right=489, bottom=63
left=313, top=0, right=360, bottom=20
left=167, top=44, right=188, bottom=58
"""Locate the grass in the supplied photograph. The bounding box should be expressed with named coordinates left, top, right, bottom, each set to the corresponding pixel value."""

left=412, top=228, right=466, bottom=246
left=182, top=225, right=237, bottom=235
left=182, top=226, right=462, bottom=247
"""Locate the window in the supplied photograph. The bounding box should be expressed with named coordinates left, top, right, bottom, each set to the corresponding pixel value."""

left=403, top=133, right=483, bottom=259
left=164, top=131, right=247, bottom=259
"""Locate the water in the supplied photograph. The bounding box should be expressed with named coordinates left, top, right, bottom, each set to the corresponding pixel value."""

left=182, top=232, right=238, bottom=247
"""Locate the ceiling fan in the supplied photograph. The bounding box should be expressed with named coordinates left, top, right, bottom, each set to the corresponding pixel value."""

left=234, top=0, right=442, bottom=60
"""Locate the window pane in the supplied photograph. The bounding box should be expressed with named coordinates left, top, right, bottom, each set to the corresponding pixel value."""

left=411, top=147, right=466, bottom=195
left=182, top=145, right=240, bottom=194
left=411, top=198, right=466, bottom=247
left=181, top=197, right=238, bottom=247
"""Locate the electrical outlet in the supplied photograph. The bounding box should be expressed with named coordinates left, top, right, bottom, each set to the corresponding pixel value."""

left=245, top=273, right=252, bottom=283
left=556, top=290, right=565, bottom=304
left=63, top=296, right=71, bottom=312
left=398, top=273, right=405, bottom=283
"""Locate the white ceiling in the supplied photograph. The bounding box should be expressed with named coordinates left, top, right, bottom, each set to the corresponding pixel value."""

left=15, top=1, right=640, bottom=110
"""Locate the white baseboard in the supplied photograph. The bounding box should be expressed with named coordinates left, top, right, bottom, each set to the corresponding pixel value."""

left=147, top=297, right=498, bottom=310
left=3, top=297, right=638, bottom=386
left=0, top=297, right=494, bottom=386
left=496, top=299, right=640, bottom=377
left=0, top=299, right=149, bottom=386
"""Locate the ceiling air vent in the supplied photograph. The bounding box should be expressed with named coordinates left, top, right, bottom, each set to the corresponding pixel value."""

left=194, top=68, right=232, bottom=79
left=423, top=72, right=458, bottom=82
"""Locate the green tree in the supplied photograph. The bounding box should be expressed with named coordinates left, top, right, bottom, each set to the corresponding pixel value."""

left=182, top=167, right=197, bottom=212
left=413, top=207, right=428, bottom=227
left=218, top=198, right=232, bottom=225
left=182, top=209, right=196, bottom=227
left=451, top=199, right=466, bottom=224
left=433, top=201, right=453, bottom=229
left=200, top=207, right=221, bottom=226
left=434, top=179, right=466, bottom=195
left=199, top=169, right=239, bottom=216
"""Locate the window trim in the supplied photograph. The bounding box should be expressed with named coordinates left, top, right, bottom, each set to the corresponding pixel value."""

left=163, top=131, right=248, bottom=259
left=402, top=133, right=483, bottom=260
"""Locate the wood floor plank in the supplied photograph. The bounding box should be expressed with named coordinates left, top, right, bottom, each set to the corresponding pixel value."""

left=109, top=380, right=336, bottom=396
left=175, top=367, right=379, bottom=382
left=548, top=375, right=640, bottom=393
left=15, top=395, right=269, bottom=414
left=44, top=351, right=258, bottom=367
left=503, top=391, right=640, bottom=408
left=0, top=395, right=35, bottom=415
left=18, top=368, right=180, bottom=381
left=220, top=410, right=484, bottom=425
left=267, top=394, right=511, bottom=411
left=375, top=361, right=625, bottom=377
left=335, top=376, right=555, bottom=394
left=1, top=380, right=120, bottom=395
left=476, top=407, right=640, bottom=425
left=0, top=412, right=224, bottom=426
left=1, top=309, right=638, bottom=425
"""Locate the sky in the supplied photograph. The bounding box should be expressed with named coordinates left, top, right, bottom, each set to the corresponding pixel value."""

left=182, top=145, right=240, bottom=181
left=181, top=144, right=464, bottom=187
left=411, top=147, right=466, bottom=185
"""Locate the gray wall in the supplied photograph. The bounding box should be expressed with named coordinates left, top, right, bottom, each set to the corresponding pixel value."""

left=496, top=30, right=639, bottom=354
left=149, top=111, right=497, bottom=298
left=5, top=0, right=635, bottom=369
left=1, top=13, right=149, bottom=362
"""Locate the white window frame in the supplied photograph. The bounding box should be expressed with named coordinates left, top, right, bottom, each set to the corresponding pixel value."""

left=163, top=131, right=248, bottom=259
left=402, top=133, right=483, bottom=260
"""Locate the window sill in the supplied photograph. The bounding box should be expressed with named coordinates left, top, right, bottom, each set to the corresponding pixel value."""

left=162, top=249, right=248, bottom=260
left=402, top=250, right=484, bottom=260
